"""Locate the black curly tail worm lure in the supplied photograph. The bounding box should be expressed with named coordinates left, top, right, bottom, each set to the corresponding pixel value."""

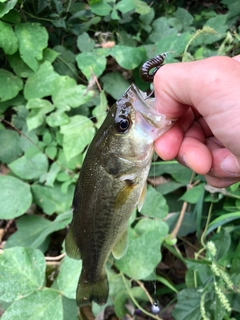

left=140, top=53, right=167, bottom=83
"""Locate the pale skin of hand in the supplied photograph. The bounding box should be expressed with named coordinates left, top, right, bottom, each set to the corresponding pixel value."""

left=154, top=55, right=240, bottom=187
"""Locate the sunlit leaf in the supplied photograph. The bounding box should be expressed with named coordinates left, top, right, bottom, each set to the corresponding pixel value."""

left=76, top=50, right=107, bottom=80
left=5, top=211, right=72, bottom=249
left=0, top=0, right=18, bottom=18
left=8, top=52, right=33, bottom=78
left=0, top=21, right=18, bottom=54
left=9, top=153, right=49, bottom=180
left=89, top=0, right=112, bottom=16
left=57, top=255, right=82, bottom=299
left=111, top=45, right=145, bottom=70
left=24, top=61, right=59, bottom=100
left=0, top=129, right=22, bottom=163
left=140, top=185, right=168, bottom=219
left=15, top=23, right=48, bottom=72
left=1, top=288, right=63, bottom=320
left=0, top=176, right=32, bottom=219
left=0, top=247, right=45, bottom=302
left=116, top=219, right=168, bottom=279
left=60, top=115, right=95, bottom=162
left=52, top=76, right=94, bottom=108
left=26, top=98, right=54, bottom=131
left=77, top=32, right=95, bottom=52
left=0, top=69, right=23, bottom=102
left=31, top=183, right=74, bottom=215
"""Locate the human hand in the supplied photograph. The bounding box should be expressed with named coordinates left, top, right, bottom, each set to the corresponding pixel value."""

left=154, top=55, right=240, bottom=187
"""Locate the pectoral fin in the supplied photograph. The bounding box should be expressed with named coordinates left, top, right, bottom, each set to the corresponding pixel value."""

left=138, top=183, right=147, bottom=211
left=65, top=225, right=81, bottom=260
left=112, top=229, right=128, bottom=259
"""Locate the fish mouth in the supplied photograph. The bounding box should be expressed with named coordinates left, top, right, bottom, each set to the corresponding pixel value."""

left=122, top=83, right=174, bottom=139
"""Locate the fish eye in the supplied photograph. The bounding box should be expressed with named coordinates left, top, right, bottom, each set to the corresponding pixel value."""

left=114, top=116, right=131, bottom=133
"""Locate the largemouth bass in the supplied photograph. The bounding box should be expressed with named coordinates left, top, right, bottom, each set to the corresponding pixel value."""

left=65, top=83, right=173, bottom=307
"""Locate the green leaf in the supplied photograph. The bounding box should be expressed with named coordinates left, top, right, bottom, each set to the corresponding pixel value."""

left=77, top=32, right=95, bottom=52
left=42, top=48, right=60, bottom=63
left=134, top=218, right=168, bottom=236
left=116, top=219, right=168, bottom=279
left=0, top=69, right=23, bottom=102
left=116, top=0, right=151, bottom=15
left=0, top=94, right=25, bottom=113
left=211, top=229, right=231, bottom=261
left=92, top=90, right=108, bottom=128
left=140, top=185, right=168, bottom=219
left=180, top=184, right=205, bottom=204
left=5, top=211, right=72, bottom=249
left=207, top=211, right=240, bottom=235
left=151, top=161, right=193, bottom=184
left=5, top=215, right=51, bottom=249
left=57, top=255, right=82, bottom=299
left=0, top=247, right=45, bottom=302
left=203, top=15, right=228, bottom=44
left=24, top=61, right=59, bottom=100
left=157, top=181, right=184, bottom=195
left=15, top=23, right=48, bottom=72
left=0, top=0, right=17, bottom=18
left=0, top=129, right=22, bottom=163
left=0, top=21, right=18, bottom=54
left=111, top=46, right=145, bottom=70
left=60, top=115, right=95, bottom=161
left=90, top=0, right=112, bottom=16
left=115, top=0, right=135, bottom=13
left=156, top=275, right=178, bottom=293
left=26, top=98, right=54, bottom=131
left=149, top=17, right=178, bottom=43
left=0, top=176, right=32, bottom=219
left=155, top=32, right=192, bottom=58
left=1, top=288, right=63, bottom=320
left=31, top=183, right=74, bottom=215
left=44, top=162, right=61, bottom=187
left=172, top=288, right=202, bottom=320
left=114, top=290, right=129, bottom=318
left=8, top=152, right=49, bottom=180
left=46, top=107, right=70, bottom=127
left=76, top=50, right=107, bottom=80
left=175, top=7, right=194, bottom=28
left=101, top=72, right=130, bottom=100
left=8, top=52, right=33, bottom=78
left=133, top=0, right=151, bottom=15
left=52, top=76, right=94, bottom=108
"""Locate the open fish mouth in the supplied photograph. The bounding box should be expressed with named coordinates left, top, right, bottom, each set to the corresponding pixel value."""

left=121, top=83, right=174, bottom=140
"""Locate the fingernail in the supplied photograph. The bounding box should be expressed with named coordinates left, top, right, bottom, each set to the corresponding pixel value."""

left=181, top=155, right=189, bottom=167
left=221, top=155, right=240, bottom=175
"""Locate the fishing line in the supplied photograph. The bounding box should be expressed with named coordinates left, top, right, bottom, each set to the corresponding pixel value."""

left=151, top=155, right=161, bottom=315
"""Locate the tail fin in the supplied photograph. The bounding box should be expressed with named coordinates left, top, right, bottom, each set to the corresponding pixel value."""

left=76, top=271, right=109, bottom=307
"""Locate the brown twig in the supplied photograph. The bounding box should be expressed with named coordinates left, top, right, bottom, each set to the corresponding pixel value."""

left=171, top=172, right=199, bottom=239
left=0, top=219, right=14, bottom=245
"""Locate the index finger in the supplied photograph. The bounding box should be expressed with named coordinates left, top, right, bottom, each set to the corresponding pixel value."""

left=153, top=55, right=240, bottom=120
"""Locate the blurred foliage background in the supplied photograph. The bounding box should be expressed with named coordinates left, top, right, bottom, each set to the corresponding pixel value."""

left=0, top=0, right=240, bottom=319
